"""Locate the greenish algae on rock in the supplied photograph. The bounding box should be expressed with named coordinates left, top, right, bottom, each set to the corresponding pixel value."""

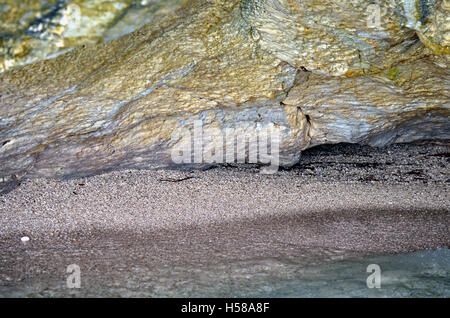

left=0, top=0, right=449, bottom=184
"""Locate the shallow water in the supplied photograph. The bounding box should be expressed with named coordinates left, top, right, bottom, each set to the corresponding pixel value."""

left=250, top=248, right=450, bottom=298
left=149, top=248, right=450, bottom=298
left=1, top=248, right=448, bottom=297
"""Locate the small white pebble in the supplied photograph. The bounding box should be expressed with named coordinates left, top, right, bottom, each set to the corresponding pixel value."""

left=21, top=236, right=30, bottom=242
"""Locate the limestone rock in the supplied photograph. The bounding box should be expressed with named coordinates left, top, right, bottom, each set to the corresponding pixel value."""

left=0, top=0, right=449, bottom=183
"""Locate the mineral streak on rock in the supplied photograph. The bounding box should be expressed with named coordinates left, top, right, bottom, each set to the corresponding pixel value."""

left=0, top=0, right=449, bottom=183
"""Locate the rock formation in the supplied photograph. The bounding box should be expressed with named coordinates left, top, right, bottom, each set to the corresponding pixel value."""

left=0, top=0, right=449, bottom=182
left=0, top=0, right=185, bottom=72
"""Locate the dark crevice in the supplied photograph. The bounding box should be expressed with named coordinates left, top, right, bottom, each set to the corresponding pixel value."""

left=305, top=114, right=312, bottom=126
left=159, top=176, right=196, bottom=183
left=300, top=66, right=311, bottom=72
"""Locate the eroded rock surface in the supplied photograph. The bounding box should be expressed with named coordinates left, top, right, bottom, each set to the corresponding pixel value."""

left=0, top=0, right=449, bottom=182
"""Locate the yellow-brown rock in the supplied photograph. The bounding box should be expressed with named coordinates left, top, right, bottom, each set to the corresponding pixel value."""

left=0, top=0, right=449, bottom=183
left=0, top=0, right=186, bottom=72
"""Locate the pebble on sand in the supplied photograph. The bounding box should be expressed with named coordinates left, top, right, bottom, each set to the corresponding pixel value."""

left=21, top=236, right=30, bottom=242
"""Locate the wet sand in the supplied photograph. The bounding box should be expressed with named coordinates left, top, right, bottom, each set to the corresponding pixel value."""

left=0, top=143, right=448, bottom=297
